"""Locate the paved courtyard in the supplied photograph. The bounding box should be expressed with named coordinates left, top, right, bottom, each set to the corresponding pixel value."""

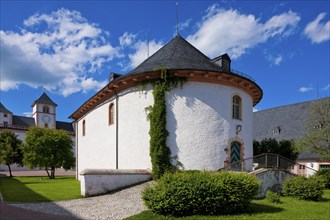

left=0, top=170, right=150, bottom=219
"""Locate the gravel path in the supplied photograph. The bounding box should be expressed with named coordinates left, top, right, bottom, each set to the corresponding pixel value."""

left=7, top=182, right=152, bottom=220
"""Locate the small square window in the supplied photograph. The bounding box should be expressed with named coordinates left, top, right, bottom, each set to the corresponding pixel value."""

left=4, top=114, right=8, bottom=118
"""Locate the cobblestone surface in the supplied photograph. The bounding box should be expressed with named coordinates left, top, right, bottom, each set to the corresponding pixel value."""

left=8, top=182, right=152, bottom=220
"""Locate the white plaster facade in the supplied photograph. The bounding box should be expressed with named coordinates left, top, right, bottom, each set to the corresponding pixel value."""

left=76, top=82, right=254, bottom=179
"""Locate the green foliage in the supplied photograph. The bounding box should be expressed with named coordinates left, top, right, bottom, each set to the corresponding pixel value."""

left=265, top=191, right=281, bottom=204
left=23, top=127, right=75, bottom=179
left=146, top=67, right=186, bottom=179
left=298, top=98, right=330, bottom=161
left=142, top=171, right=260, bottom=216
left=282, top=175, right=325, bottom=201
left=0, top=129, right=23, bottom=177
left=0, top=176, right=81, bottom=202
left=316, top=169, right=330, bottom=189
left=253, top=138, right=298, bottom=161
left=127, top=190, right=330, bottom=220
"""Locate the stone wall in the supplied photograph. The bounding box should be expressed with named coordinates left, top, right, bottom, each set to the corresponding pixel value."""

left=250, top=168, right=295, bottom=198
left=80, top=169, right=152, bottom=197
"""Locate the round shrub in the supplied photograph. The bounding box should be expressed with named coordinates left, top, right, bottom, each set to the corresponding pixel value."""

left=142, top=171, right=260, bottom=216
left=282, top=176, right=325, bottom=201
left=316, top=169, right=330, bottom=189
left=265, top=191, right=281, bottom=204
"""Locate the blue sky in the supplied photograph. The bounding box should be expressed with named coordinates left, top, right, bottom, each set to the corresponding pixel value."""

left=0, top=0, right=329, bottom=122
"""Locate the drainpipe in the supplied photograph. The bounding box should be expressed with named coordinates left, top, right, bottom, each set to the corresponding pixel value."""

left=109, top=88, right=119, bottom=169
left=75, top=121, right=79, bottom=179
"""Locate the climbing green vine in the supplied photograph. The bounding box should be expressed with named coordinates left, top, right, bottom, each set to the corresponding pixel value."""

left=145, top=67, right=186, bottom=179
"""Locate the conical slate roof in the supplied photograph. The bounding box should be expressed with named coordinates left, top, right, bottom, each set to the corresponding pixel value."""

left=0, top=102, right=12, bottom=114
left=32, top=92, right=57, bottom=107
left=129, top=35, right=221, bottom=75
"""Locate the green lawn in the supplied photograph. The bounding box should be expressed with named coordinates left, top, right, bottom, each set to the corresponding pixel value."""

left=0, top=176, right=81, bottom=202
left=125, top=190, right=330, bottom=220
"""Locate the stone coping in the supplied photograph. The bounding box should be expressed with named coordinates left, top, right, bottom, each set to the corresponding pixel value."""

left=80, top=169, right=151, bottom=176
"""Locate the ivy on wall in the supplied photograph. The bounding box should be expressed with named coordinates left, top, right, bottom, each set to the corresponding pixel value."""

left=145, top=67, right=186, bottom=179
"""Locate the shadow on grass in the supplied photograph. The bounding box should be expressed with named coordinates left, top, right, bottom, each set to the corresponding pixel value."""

left=0, top=176, right=79, bottom=219
left=125, top=203, right=284, bottom=220
left=245, top=202, right=283, bottom=215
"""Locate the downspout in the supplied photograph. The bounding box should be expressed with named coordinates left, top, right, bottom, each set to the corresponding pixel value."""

left=75, top=121, right=79, bottom=179
left=109, top=88, right=119, bottom=169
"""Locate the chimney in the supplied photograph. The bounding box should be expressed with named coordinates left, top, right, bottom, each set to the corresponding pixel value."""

left=211, top=53, right=231, bottom=72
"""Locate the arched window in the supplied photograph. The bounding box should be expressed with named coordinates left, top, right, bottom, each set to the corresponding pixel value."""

left=232, top=95, right=241, bottom=120
left=43, top=106, right=50, bottom=113
left=109, top=103, right=114, bottom=125
left=82, top=120, right=86, bottom=136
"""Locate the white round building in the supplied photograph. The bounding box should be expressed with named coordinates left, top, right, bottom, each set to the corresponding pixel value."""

left=70, top=35, right=263, bottom=191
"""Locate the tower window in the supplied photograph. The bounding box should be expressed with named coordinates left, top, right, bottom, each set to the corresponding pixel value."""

left=232, top=95, right=241, bottom=120
left=43, top=106, right=50, bottom=113
left=4, top=114, right=7, bottom=118
left=82, top=120, right=86, bottom=136
left=109, top=103, right=114, bottom=125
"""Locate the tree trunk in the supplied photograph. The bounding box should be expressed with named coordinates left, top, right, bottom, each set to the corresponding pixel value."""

left=7, top=164, right=13, bottom=177
left=50, top=167, right=55, bottom=179
left=45, top=167, right=51, bottom=179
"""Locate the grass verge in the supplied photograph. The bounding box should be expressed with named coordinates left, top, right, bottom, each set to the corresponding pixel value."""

left=0, top=176, right=81, bottom=202
left=125, top=190, right=330, bottom=220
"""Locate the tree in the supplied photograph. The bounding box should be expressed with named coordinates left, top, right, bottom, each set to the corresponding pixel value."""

left=23, top=127, right=75, bottom=179
left=0, top=130, right=23, bottom=177
left=298, top=98, right=330, bottom=161
left=253, top=138, right=299, bottom=161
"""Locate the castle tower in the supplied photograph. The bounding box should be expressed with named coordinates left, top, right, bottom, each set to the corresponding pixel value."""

left=32, top=92, right=57, bottom=129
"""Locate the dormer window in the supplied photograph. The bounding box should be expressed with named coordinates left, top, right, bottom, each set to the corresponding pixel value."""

left=211, top=53, right=231, bottom=71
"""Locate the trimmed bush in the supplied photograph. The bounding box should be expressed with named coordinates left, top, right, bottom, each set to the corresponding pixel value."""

left=282, top=176, right=325, bottom=201
left=142, top=171, right=260, bottom=216
left=266, top=191, right=281, bottom=204
left=316, top=169, right=330, bottom=189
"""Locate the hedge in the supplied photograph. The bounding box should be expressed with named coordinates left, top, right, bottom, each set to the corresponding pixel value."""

left=282, top=175, right=325, bottom=201
left=142, top=171, right=260, bottom=216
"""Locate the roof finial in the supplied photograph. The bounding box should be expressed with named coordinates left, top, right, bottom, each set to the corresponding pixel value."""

left=176, top=2, right=179, bottom=35
left=43, top=87, right=46, bottom=93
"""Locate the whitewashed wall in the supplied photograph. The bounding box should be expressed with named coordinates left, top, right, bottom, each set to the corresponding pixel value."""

left=77, top=81, right=254, bottom=177
left=117, top=87, right=154, bottom=169
left=77, top=86, right=154, bottom=179
left=167, top=81, right=253, bottom=171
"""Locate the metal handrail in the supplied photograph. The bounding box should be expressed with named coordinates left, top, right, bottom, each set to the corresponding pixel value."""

left=220, top=153, right=318, bottom=176
left=230, top=68, right=256, bottom=82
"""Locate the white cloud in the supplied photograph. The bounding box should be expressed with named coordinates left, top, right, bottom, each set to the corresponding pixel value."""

left=178, top=18, right=192, bottom=32
left=274, top=56, right=283, bottom=65
left=253, top=108, right=259, bottom=112
left=119, top=32, right=136, bottom=47
left=322, top=84, right=330, bottom=91
left=187, top=5, right=300, bottom=59
left=265, top=53, right=283, bottom=66
left=0, top=8, right=119, bottom=96
left=298, top=86, right=314, bottom=93
left=304, top=13, right=330, bottom=44
left=128, top=40, right=163, bottom=68
left=23, top=112, right=33, bottom=117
